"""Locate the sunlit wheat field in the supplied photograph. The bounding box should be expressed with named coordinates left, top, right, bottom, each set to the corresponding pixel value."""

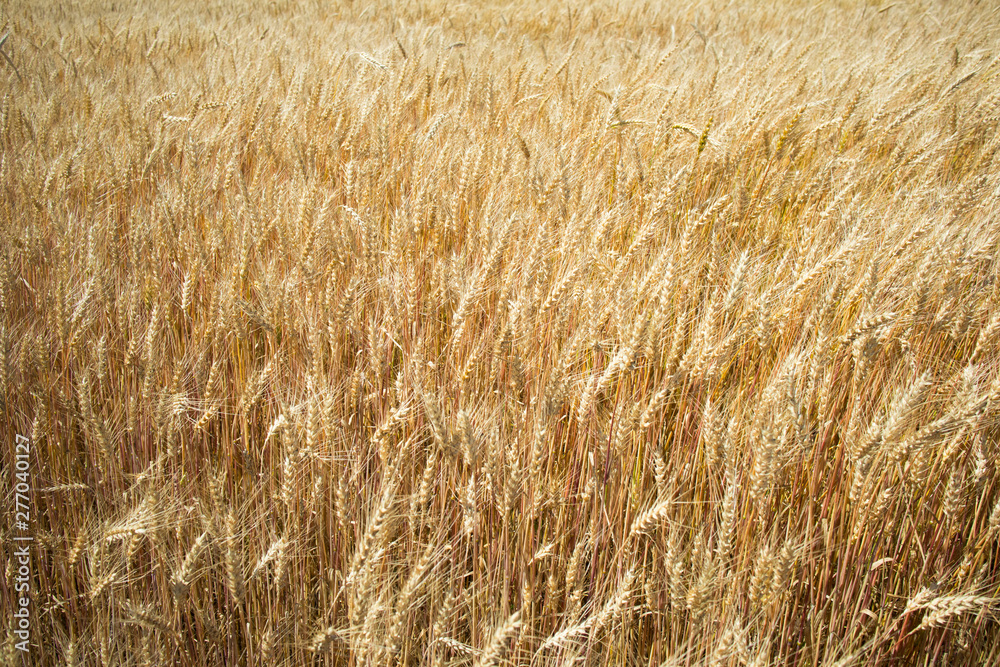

left=3, top=0, right=1000, bottom=664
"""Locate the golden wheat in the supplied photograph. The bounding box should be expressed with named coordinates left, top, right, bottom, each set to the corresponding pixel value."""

left=4, top=0, right=1000, bottom=664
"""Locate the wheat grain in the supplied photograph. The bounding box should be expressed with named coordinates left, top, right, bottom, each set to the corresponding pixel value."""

left=11, top=2, right=1000, bottom=664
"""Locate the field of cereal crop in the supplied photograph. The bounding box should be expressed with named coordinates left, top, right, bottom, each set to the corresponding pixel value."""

left=3, top=1, right=1000, bottom=664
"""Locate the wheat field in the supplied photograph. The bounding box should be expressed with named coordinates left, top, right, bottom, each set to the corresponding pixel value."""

left=3, top=0, right=1000, bottom=664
